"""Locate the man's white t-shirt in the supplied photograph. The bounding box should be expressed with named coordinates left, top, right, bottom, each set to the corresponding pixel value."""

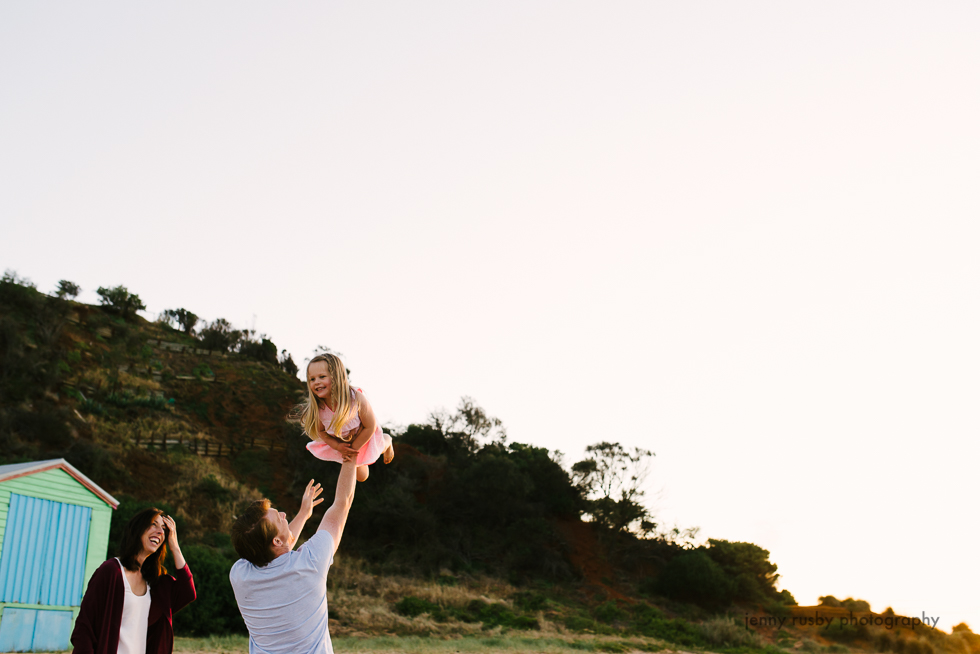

left=229, top=531, right=335, bottom=654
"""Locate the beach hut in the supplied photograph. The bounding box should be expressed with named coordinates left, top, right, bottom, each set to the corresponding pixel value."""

left=0, top=458, right=118, bottom=652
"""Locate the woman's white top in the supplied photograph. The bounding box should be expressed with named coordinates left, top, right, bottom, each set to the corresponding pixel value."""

left=116, top=558, right=151, bottom=654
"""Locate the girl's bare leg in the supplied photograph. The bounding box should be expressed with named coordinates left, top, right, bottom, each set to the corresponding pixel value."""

left=383, top=444, right=395, bottom=464
left=356, top=465, right=369, bottom=482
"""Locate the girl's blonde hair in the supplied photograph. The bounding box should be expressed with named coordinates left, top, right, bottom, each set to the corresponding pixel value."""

left=298, top=353, right=357, bottom=442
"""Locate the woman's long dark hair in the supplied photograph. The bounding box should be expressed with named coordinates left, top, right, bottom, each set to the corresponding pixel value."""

left=118, top=507, right=169, bottom=586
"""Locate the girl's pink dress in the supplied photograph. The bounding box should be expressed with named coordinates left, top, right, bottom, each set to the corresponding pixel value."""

left=306, top=390, right=392, bottom=465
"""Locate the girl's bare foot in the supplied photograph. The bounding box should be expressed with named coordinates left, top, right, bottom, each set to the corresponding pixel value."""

left=383, top=444, right=395, bottom=464
left=356, top=465, right=369, bottom=482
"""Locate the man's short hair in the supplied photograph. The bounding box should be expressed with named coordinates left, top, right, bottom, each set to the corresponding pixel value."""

left=231, top=499, right=279, bottom=567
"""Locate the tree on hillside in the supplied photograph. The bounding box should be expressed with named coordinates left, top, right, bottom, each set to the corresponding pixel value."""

left=198, top=318, right=241, bottom=352
left=0, top=276, right=51, bottom=402
left=428, top=396, right=507, bottom=453
left=97, top=285, right=146, bottom=318
left=290, top=396, right=580, bottom=578
left=279, top=350, right=298, bottom=376
left=654, top=550, right=735, bottom=609
left=160, top=308, right=199, bottom=335
left=55, top=280, right=80, bottom=299
left=238, top=330, right=277, bottom=364
left=2, top=270, right=35, bottom=288
left=572, top=441, right=655, bottom=535
left=706, top=539, right=784, bottom=603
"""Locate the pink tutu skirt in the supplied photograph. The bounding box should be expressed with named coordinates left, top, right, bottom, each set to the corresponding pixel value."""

left=306, top=426, right=392, bottom=466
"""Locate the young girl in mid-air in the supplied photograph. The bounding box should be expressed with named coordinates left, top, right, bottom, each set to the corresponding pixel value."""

left=297, top=353, right=394, bottom=482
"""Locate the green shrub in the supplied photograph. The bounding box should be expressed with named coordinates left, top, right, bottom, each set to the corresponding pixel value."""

left=279, top=350, right=299, bottom=376
left=394, top=596, right=441, bottom=618
left=65, top=440, right=128, bottom=490
left=512, top=591, right=546, bottom=612
left=239, top=337, right=278, bottom=364
left=565, top=616, right=596, bottom=631
left=193, top=363, right=214, bottom=379
left=841, top=598, right=872, bottom=613
left=160, top=308, right=198, bottom=335
left=594, top=601, right=626, bottom=624
left=55, top=280, right=80, bottom=299
left=11, top=407, right=72, bottom=449
left=233, top=449, right=273, bottom=494
left=466, top=599, right=538, bottom=630
left=196, top=475, right=232, bottom=502
left=698, top=616, right=763, bottom=648
left=655, top=551, right=735, bottom=609
left=79, top=398, right=107, bottom=416
left=630, top=603, right=706, bottom=647
left=172, top=544, right=245, bottom=635
left=96, top=285, right=146, bottom=318
left=906, top=640, right=935, bottom=654
left=764, top=599, right=793, bottom=618
left=630, top=603, right=665, bottom=622
left=199, top=319, right=241, bottom=353
left=821, top=619, right=865, bottom=643
left=392, top=596, right=537, bottom=629
left=778, top=589, right=798, bottom=605
left=706, top=539, right=781, bottom=603
left=99, top=391, right=173, bottom=412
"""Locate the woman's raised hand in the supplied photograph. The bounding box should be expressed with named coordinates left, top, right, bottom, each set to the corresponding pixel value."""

left=163, top=515, right=179, bottom=549
left=163, top=514, right=188, bottom=569
left=299, top=479, right=324, bottom=520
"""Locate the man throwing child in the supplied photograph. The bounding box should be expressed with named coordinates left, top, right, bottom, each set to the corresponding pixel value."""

left=229, top=458, right=357, bottom=654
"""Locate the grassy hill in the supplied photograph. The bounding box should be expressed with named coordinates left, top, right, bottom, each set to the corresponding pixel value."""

left=0, top=275, right=303, bottom=535
left=2, top=272, right=977, bottom=654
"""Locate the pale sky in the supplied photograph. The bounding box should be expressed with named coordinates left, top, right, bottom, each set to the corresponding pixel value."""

left=2, top=2, right=979, bottom=629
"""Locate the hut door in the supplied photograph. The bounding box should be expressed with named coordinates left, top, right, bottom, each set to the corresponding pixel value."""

left=0, top=493, right=92, bottom=652
left=0, top=493, right=92, bottom=606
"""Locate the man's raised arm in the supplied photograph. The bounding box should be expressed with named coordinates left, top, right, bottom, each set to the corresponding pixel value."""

left=318, top=458, right=358, bottom=555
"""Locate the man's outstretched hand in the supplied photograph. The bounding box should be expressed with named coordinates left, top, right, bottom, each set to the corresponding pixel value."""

left=288, top=479, right=325, bottom=547
left=299, top=480, right=324, bottom=521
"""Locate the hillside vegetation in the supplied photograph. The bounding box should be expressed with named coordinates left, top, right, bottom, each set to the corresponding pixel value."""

left=2, top=271, right=978, bottom=654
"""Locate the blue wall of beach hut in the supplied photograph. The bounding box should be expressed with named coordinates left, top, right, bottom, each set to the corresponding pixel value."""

left=0, top=460, right=117, bottom=653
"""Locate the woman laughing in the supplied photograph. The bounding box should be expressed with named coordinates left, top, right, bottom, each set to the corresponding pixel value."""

left=71, top=508, right=196, bottom=654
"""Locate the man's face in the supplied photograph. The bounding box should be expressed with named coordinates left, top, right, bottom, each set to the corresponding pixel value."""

left=265, top=507, right=292, bottom=549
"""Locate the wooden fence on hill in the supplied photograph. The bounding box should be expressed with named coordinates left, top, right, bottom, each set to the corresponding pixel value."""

left=133, top=433, right=283, bottom=458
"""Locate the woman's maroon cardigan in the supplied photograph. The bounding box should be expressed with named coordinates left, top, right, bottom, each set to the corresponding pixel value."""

left=70, top=559, right=196, bottom=654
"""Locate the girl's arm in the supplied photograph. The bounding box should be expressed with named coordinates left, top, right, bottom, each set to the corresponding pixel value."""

left=348, top=391, right=377, bottom=451
left=315, top=419, right=358, bottom=456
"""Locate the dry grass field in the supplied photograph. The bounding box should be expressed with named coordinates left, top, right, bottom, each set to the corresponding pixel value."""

left=172, top=633, right=671, bottom=654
